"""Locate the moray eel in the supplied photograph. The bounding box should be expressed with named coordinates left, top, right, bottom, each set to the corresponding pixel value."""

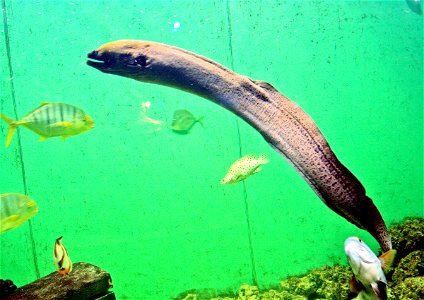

left=87, top=40, right=392, bottom=252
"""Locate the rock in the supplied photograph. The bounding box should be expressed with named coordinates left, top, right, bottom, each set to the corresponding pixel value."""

left=238, top=283, right=259, bottom=300
left=3, top=262, right=114, bottom=300
left=174, top=217, right=423, bottom=300
left=391, top=250, right=424, bottom=285
left=387, top=217, right=424, bottom=261
left=0, top=279, right=17, bottom=297
left=391, top=276, right=424, bottom=299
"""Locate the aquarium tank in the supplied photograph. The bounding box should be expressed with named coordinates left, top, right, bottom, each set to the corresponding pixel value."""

left=0, top=0, right=422, bottom=299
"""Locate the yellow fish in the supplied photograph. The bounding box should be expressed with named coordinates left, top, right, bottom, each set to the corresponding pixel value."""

left=53, top=236, right=72, bottom=276
left=0, top=193, right=38, bottom=234
left=220, top=153, right=270, bottom=184
left=171, top=109, right=203, bottom=133
left=0, top=102, right=94, bottom=148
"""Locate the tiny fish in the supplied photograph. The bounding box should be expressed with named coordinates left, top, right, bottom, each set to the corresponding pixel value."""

left=0, top=193, right=38, bottom=234
left=54, top=236, right=73, bottom=276
left=0, top=102, right=94, bottom=148
left=220, top=153, right=269, bottom=184
left=344, top=237, right=396, bottom=300
left=171, top=109, right=203, bottom=133
left=139, top=101, right=164, bottom=133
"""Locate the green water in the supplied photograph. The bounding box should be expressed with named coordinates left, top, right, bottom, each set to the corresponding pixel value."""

left=0, top=1, right=422, bottom=299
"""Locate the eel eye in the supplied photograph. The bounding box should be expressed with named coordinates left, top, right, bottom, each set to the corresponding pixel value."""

left=134, top=56, right=147, bottom=67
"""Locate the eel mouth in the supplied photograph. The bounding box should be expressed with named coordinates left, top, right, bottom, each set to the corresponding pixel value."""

left=87, top=50, right=113, bottom=71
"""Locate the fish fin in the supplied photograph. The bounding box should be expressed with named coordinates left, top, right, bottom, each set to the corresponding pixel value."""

left=254, top=80, right=280, bottom=94
left=371, top=281, right=387, bottom=300
left=38, top=136, right=47, bottom=142
left=379, top=249, right=396, bottom=272
left=253, top=166, right=263, bottom=174
left=40, top=101, right=50, bottom=105
left=2, top=214, right=20, bottom=223
left=0, top=113, right=16, bottom=125
left=349, top=275, right=363, bottom=293
left=0, top=113, right=19, bottom=148
left=49, top=121, right=73, bottom=128
left=258, top=153, right=270, bottom=164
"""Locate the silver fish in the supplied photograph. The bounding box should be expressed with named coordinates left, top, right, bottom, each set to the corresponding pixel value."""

left=345, top=237, right=396, bottom=300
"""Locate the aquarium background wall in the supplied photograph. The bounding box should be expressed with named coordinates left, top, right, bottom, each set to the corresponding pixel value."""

left=0, top=1, right=422, bottom=299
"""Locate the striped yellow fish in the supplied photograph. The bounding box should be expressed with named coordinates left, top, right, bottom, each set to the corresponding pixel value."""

left=0, top=102, right=94, bottom=148
left=53, top=236, right=73, bottom=276
left=0, top=193, right=38, bottom=234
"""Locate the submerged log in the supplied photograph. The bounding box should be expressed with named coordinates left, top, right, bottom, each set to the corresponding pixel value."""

left=4, top=262, right=114, bottom=300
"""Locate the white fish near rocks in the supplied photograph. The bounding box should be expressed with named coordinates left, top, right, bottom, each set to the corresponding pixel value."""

left=344, top=237, right=396, bottom=300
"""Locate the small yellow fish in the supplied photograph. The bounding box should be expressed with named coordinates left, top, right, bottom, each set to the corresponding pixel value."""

left=220, top=153, right=270, bottom=184
left=0, top=193, right=38, bottom=234
left=53, top=236, right=72, bottom=276
left=171, top=109, right=203, bottom=133
left=0, top=102, right=94, bottom=148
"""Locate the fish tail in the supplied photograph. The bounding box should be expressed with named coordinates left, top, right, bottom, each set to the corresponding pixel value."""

left=258, top=153, right=270, bottom=164
left=196, top=116, right=205, bottom=127
left=0, top=113, right=18, bottom=148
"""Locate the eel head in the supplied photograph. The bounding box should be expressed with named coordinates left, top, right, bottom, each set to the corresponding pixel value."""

left=87, top=40, right=152, bottom=78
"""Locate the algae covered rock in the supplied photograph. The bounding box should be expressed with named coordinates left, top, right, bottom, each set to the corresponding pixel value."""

left=279, top=265, right=351, bottom=299
left=391, top=276, right=424, bottom=299
left=388, top=217, right=424, bottom=260
left=175, top=217, right=423, bottom=300
left=238, top=283, right=259, bottom=300
left=391, top=250, right=424, bottom=284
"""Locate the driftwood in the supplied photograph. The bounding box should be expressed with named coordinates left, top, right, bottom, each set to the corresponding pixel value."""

left=4, top=262, right=114, bottom=300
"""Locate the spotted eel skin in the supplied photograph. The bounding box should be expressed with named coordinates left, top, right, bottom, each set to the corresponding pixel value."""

left=87, top=40, right=392, bottom=252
